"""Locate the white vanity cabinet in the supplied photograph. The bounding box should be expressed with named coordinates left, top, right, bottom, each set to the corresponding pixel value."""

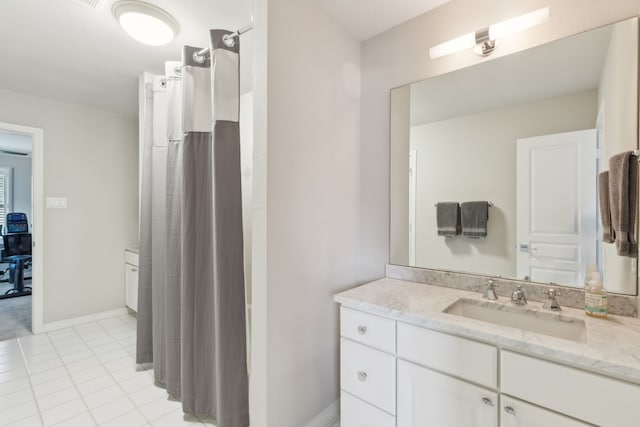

left=339, top=305, right=640, bottom=427
left=397, top=359, right=498, bottom=427
left=124, top=249, right=139, bottom=312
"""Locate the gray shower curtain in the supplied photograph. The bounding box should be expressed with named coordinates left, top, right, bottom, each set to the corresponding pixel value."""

left=137, top=31, right=249, bottom=427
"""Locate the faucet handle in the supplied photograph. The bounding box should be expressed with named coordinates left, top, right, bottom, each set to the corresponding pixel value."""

left=486, top=279, right=496, bottom=289
left=543, top=288, right=560, bottom=297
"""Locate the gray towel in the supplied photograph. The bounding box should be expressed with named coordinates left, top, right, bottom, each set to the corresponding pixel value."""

left=609, top=152, right=638, bottom=257
left=599, top=171, right=614, bottom=243
left=461, top=201, right=489, bottom=238
left=436, top=202, right=460, bottom=236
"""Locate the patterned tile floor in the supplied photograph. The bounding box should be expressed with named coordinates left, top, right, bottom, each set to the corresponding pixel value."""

left=0, top=314, right=217, bottom=426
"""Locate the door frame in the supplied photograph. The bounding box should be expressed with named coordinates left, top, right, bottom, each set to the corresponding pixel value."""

left=0, top=121, right=44, bottom=334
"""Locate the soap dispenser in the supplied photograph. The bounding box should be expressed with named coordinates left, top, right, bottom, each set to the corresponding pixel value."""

left=585, top=271, right=608, bottom=318
left=584, top=264, right=598, bottom=289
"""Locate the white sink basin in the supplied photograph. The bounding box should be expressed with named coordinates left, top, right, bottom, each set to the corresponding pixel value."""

left=444, top=298, right=588, bottom=343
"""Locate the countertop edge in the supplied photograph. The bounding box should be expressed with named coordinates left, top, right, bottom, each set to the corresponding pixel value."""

left=334, top=284, right=640, bottom=386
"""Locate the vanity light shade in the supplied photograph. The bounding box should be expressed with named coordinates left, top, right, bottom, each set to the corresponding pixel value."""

left=429, top=7, right=550, bottom=59
left=112, top=0, right=180, bottom=46
left=429, top=32, right=476, bottom=60
left=489, top=8, right=550, bottom=41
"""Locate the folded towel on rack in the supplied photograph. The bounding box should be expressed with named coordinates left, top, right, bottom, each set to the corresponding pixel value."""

left=461, top=201, right=489, bottom=238
left=599, top=171, right=614, bottom=244
left=436, top=202, right=460, bottom=237
left=609, top=151, right=638, bottom=257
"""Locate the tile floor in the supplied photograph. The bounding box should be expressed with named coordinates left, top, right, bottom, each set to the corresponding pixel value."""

left=0, top=294, right=31, bottom=341
left=0, top=314, right=217, bottom=426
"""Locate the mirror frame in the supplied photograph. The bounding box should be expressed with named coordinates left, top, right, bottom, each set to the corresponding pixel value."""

left=388, top=18, right=640, bottom=296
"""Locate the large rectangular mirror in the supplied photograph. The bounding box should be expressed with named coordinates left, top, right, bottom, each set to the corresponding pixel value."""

left=390, top=18, right=639, bottom=295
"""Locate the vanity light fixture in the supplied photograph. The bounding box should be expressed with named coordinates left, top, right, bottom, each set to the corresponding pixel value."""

left=112, top=0, right=180, bottom=46
left=429, top=7, right=550, bottom=59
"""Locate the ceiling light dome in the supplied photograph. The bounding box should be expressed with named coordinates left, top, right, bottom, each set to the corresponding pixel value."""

left=112, top=0, right=180, bottom=46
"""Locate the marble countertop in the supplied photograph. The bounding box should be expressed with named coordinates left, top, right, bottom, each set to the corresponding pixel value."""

left=334, top=278, right=640, bottom=385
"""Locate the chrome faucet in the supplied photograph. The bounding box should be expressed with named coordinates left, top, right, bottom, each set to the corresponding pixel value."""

left=483, top=279, right=498, bottom=300
left=543, top=288, right=561, bottom=311
left=511, top=285, right=527, bottom=305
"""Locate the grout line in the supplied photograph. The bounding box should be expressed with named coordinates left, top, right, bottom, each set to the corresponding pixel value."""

left=40, top=330, right=99, bottom=426
left=75, top=317, right=162, bottom=424
left=16, top=337, right=46, bottom=427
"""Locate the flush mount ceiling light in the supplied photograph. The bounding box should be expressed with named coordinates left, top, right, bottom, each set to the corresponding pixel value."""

left=112, top=0, right=180, bottom=46
left=429, top=7, right=550, bottom=59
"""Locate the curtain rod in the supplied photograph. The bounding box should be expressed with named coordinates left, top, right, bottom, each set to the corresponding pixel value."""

left=193, top=24, right=254, bottom=63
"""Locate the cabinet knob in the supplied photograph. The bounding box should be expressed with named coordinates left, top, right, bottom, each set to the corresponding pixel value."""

left=357, top=325, right=367, bottom=335
left=504, top=406, right=515, bottom=415
left=357, top=371, right=367, bottom=382
left=481, top=397, right=494, bottom=407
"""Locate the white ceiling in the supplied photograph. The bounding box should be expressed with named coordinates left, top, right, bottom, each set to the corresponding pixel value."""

left=313, top=0, right=451, bottom=40
left=0, top=0, right=449, bottom=119
left=409, top=24, right=613, bottom=126
left=0, top=0, right=253, bottom=118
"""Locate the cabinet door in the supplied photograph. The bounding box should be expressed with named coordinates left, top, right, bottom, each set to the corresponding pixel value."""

left=500, top=396, right=593, bottom=427
left=397, top=360, right=498, bottom=427
left=341, top=391, right=395, bottom=427
left=125, top=262, right=138, bottom=312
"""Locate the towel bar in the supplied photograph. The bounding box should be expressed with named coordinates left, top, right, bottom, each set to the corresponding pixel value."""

left=434, top=202, right=494, bottom=207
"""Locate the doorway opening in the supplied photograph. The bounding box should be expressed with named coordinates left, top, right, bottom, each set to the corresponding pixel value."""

left=0, top=122, right=44, bottom=340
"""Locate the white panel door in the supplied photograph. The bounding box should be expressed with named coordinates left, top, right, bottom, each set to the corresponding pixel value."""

left=397, top=360, right=498, bottom=427
left=516, top=129, right=597, bottom=286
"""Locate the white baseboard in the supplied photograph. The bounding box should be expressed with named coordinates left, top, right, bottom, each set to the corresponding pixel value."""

left=305, top=400, right=339, bottom=427
left=42, top=307, right=130, bottom=333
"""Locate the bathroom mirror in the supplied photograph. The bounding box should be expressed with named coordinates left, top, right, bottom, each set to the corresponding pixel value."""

left=389, top=18, right=639, bottom=295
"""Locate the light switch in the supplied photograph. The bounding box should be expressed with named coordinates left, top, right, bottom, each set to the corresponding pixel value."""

left=47, top=197, right=67, bottom=209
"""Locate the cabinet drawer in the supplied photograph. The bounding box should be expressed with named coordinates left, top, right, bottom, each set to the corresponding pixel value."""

left=340, top=307, right=395, bottom=354
left=500, top=396, right=593, bottom=427
left=397, top=322, right=497, bottom=389
left=340, top=338, right=396, bottom=415
left=125, top=250, right=139, bottom=266
left=501, top=351, right=640, bottom=426
left=341, top=391, right=395, bottom=427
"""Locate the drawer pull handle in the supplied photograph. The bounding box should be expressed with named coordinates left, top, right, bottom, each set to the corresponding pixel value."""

left=130, top=268, right=138, bottom=272
left=357, top=371, right=367, bottom=382
left=481, top=397, right=494, bottom=407
left=357, top=325, right=367, bottom=335
left=504, top=406, right=515, bottom=415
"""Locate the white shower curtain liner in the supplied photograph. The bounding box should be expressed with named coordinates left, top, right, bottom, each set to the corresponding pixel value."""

left=137, top=30, right=249, bottom=427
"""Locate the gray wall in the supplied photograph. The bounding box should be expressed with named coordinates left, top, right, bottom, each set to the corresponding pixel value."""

left=359, top=0, right=640, bottom=284
left=250, top=0, right=361, bottom=424
left=0, top=88, right=138, bottom=324
left=0, top=154, right=32, bottom=224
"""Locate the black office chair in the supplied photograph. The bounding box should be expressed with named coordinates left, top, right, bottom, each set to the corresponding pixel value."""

left=1, top=213, right=32, bottom=297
